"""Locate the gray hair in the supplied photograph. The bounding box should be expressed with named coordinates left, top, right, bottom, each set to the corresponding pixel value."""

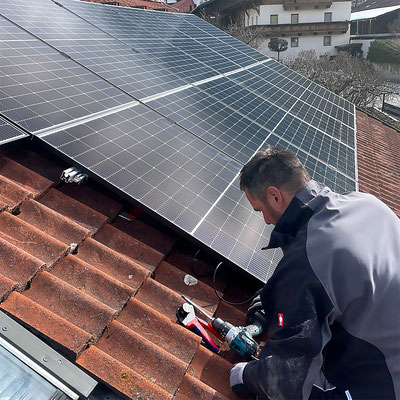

left=239, top=147, right=310, bottom=199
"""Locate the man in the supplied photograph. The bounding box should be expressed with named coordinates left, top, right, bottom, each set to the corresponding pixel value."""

left=230, top=147, right=400, bottom=400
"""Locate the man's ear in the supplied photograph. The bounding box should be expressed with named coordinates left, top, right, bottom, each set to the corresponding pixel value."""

left=266, top=186, right=282, bottom=206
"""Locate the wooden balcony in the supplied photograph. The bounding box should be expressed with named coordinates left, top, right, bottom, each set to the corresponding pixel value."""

left=283, top=0, right=332, bottom=9
left=250, top=21, right=349, bottom=35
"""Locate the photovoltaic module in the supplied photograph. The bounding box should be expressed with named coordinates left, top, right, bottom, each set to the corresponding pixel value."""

left=0, top=0, right=357, bottom=282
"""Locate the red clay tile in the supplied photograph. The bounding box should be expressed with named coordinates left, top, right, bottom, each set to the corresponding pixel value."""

left=176, top=374, right=231, bottom=400
left=18, top=200, right=90, bottom=245
left=117, top=297, right=201, bottom=364
left=24, top=272, right=115, bottom=340
left=76, top=238, right=150, bottom=290
left=0, top=236, right=44, bottom=292
left=6, top=148, right=64, bottom=184
left=0, top=212, right=68, bottom=265
left=94, top=224, right=164, bottom=272
left=59, top=183, right=122, bottom=220
left=136, top=277, right=196, bottom=322
left=77, top=346, right=173, bottom=400
left=112, top=215, right=176, bottom=254
left=190, top=346, right=245, bottom=400
left=51, top=255, right=134, bottom=312
left=96, top=320, right=187, bottom=394
left=0, top=175, right=31, bottom=210
left=0, top=155, right=52, bottom=196
left=0, top=275, right=17, bottom=301
left=154, top=261, right=221, bottom=316
left=1, top=292, right=91, bottom=358
left=39, top=188, right=107, bottom=232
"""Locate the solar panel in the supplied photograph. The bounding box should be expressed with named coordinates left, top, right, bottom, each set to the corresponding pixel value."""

left=39, top=103, right=241, bottom=234
left=0, top=0, right=358, bottom=283
left=0, top=117, right=29, bottom=145
left=146, top=86, right=271, bottom=163
left=0, top=16, right=132, bottom=133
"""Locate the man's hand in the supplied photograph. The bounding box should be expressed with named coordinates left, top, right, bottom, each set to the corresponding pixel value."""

left=246, top=291, right=264, bottom=325
left=230, top=362, right=251, bottom=396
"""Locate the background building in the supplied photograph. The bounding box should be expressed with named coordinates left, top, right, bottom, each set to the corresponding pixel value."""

left=194, top=0, right=352, bottom=60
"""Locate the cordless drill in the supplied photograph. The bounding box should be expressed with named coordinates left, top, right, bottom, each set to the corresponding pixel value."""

left=179, top=295, right=266, bottom=360
left=212, top=311, right=266, bottom=360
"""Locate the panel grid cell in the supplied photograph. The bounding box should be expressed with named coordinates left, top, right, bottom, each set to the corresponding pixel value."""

left=0, top=116, right=29, bottom=145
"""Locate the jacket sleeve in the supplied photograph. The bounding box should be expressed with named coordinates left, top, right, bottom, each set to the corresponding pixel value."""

left=242, top=250, right=335, bottom=400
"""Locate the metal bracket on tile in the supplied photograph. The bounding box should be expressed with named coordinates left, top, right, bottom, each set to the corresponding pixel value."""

left=61, top=167, right=88, bottom=184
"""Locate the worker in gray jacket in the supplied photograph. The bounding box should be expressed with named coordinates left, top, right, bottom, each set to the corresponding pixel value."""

left=230, top=147, right=400, bottom=400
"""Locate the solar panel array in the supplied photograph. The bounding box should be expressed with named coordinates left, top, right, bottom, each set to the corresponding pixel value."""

left=0, top=0, right=357, bottom=282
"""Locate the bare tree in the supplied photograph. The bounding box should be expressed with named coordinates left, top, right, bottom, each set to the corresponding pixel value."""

left=224, top=24, right=264, bottom=49
left=286, top=50, right=397, bottom=108
left=268, top=38, right=288, bottom=62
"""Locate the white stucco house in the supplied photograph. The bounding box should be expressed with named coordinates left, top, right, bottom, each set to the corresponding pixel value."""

left=194, top=0, right=352, bottom=61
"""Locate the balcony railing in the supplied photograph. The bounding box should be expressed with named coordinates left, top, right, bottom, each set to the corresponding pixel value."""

left=283, top=0, right=332, bottom=9
left=249, top=21, right=349, bottom=35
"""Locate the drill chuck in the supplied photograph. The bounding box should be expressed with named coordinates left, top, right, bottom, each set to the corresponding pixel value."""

left=212, top=318, right=234, bottom=339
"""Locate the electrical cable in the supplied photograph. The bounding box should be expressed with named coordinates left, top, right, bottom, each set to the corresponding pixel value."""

left=190, top=249, right=213, bottom=277
left=212, top=261, right=258, bottom=306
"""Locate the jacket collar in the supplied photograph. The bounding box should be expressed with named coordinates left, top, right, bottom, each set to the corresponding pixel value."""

left=262, top=180, right=323, bottom=250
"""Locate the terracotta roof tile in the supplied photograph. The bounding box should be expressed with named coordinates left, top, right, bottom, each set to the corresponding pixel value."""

left=77, top=346, right=172, bottom=400
left=175, top=374, right=232, bottom=400
left=58, top=183, right=123, bottom=220
left=94, top=223, right=165, bottom=271
left=94, top=320, right=187, bottom=394
left=76, top=238, right=150, bottom=290
left=0, top=154, right=53, bottom=196
left=0, top=212, right=68, bottom=265
left=39, top=188, right=109, bottom=232
left=5, top=148, right=64, bottom=184
left=0, top=175, right=31, bottom=211
left=154, top=260, right=221, bottom=314
left=18, top=199, right=91, bottom=245
left=135, top=277, right=194, bottom=322
left=51, top=255, right=134, bottom=312
left=356, top=110, right=400, bottom=217
left=189, top=346, right=247, bottom=400
left=1, top=292, right=92, bottom=358
left=117, top=297, right=201, bottom=364
left=112, top=215, right=176, bottom=254
left=23, top=272, right=116, bottom=340
left=0, top=236, right=44, bottom=296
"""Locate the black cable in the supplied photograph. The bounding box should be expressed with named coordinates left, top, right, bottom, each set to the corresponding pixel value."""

left=190, top=249, right=213, bottom=278
left=212, top=261, right=258, bottom=306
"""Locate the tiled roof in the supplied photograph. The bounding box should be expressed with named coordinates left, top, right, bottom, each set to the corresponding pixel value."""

left=0, top=144, right=256, bottom=400
left=352, top=0, right=400, bottom=12
left=356, top=110, right=400, bottom=217
left=172, top=0, right=196, bottom=12
left=83, top=0, right=180, bottom=12
left=0, top=110, right=398, bottom=400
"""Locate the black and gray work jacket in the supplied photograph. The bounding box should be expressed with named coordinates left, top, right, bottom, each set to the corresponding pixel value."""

left=243, top=180, right=400, bottom=400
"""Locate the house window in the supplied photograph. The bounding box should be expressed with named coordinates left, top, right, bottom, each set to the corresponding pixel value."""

left=291, top=14, right=299, bottom=24
left=324, top=12, right=332, bottom=22
left=252, top=16, right=254, bottom=25
left=256, top=16, right=258, bottom=25
left=270, top=14, right=278, bottom=24
left=291, top=37, right=299, bottom=47
left=324, top=35, right=331, bottom=46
